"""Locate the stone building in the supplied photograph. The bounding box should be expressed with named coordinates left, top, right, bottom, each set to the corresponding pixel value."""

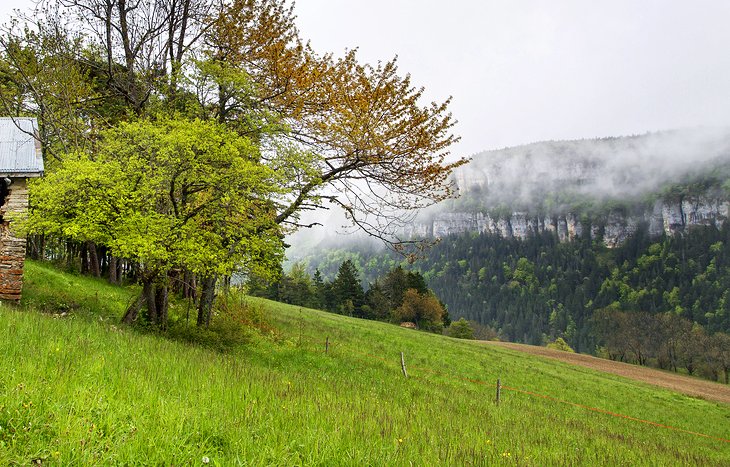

left=0, top=118, right=44, bottom=301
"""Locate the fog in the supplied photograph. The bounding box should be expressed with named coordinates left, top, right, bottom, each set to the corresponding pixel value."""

left=446, top=127, right=730, bottom=213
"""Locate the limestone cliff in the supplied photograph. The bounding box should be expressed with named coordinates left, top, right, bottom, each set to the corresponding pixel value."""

left=409, top=129, right=730, bottom=246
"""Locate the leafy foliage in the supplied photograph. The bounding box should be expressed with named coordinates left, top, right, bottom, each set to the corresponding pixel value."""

left=249, top=261, right=449, bottom=332
left=28, top=117, right=286, bottom=325
left=446, top=318, right=475, bottom=340
left=547, top=337, right=574, bottom=352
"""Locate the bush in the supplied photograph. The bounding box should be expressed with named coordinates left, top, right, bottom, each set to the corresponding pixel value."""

left=471, top=321, right=501, bottom=341
left=167, top=297, right=275, bottom=352
left=446, top=318, right=475, bottom=339
left=547, top=337, right=575, bottom=352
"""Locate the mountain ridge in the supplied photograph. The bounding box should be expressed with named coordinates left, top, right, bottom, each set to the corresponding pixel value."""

left=406, top=128, right=730, bottom=247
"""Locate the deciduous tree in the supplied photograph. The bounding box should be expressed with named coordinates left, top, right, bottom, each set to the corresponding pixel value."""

left=29, top=116, right=285, bottom=327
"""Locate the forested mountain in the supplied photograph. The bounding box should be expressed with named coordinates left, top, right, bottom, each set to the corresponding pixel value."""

left=299, top=224, right=729, bottom=336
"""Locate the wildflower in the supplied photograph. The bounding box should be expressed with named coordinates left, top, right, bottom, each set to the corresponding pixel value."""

left=501, top=451, right=511, bottom=458
left=202, top=456, right=210, bottom=464
left=486, top=439, right=491, bottom=445
left=397, top=438, right=403, bottom=444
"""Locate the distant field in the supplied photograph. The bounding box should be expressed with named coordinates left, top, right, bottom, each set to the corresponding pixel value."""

left=0, top=260, right=727, bottom=465
left=486, top=341, right=730, bottom=404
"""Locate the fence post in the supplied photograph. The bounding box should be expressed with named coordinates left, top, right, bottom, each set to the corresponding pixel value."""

left=496, top=378, right=501, bottom=405
left=400, top=352, right=408, bottom=378
left=325, top=336, right=329, bottom=354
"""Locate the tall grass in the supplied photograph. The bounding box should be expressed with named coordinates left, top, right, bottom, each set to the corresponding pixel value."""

left=0, top=261, right=727, bottom=465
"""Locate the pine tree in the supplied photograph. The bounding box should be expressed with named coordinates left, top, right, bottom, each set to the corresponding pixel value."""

left=331, top=260, right=365, bottom=316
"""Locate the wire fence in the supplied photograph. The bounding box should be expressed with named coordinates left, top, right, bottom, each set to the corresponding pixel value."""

left=312, top=334, right=730, bottom=445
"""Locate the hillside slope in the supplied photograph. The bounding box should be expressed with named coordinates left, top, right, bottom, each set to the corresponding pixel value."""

left=485, top=341, right=730, bottom=404
left=0, top=261, right=728, bottom=465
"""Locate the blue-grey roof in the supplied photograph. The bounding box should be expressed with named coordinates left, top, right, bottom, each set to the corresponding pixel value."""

left=0, top=117, right=44, bottom=176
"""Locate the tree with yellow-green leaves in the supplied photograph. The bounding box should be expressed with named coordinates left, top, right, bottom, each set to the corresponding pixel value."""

left=29, top=117, right=285, bottom=327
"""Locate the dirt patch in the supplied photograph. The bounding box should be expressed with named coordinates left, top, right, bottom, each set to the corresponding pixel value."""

left=482, top=341, right=730, bottom=405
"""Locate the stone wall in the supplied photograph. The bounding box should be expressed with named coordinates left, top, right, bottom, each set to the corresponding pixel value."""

left=0, top=178, right=29, bottom=301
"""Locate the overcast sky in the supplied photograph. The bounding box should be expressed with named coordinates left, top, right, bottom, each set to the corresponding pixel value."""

left=3, top=0, right=730, bottom=159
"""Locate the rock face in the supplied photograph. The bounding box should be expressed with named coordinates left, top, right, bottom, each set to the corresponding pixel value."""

left=409, top=130, right=730, bottom=246
left=411, top=195, right=729, bottom=246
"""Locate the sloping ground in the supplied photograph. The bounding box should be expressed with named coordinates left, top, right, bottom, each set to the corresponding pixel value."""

left=6, top=261, right=729, bottom=464
left=484, top=341, right=730, bottom=404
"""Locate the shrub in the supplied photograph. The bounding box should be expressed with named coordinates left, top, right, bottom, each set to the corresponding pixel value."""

left=446, top=318, right=475, bottom=339
left=167, top=297, right=275, bottom=352
left=547, top=337, right=575, bottom=352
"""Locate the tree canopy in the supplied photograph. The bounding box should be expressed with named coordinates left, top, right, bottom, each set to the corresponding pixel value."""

left=0, top=0, right=464, bottom=328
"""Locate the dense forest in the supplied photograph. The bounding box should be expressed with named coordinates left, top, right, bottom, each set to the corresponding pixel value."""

left=249, top=261, right=455, bottom=334
left=296, top=222, right=730, bottom=382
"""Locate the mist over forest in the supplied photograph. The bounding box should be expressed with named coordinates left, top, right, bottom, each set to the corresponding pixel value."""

left=432, top=127, right=730, bottom=216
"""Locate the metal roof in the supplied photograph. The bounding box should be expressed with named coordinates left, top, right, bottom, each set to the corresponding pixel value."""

left=0, top=117, right=44, bottom=176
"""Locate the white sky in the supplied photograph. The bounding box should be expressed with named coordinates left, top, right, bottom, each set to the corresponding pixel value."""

left=3, top=1, right=730, bottom=158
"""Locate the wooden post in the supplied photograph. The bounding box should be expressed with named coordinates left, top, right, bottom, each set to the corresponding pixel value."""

left=400, top=352, right=408, bottom=378
left=496, top=378, right=501, bottom=405
left=325, top=336, right=329, bottom=354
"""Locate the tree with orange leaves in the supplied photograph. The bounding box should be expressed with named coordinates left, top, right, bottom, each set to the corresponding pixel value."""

left=207, top=0, right=467, bottom=252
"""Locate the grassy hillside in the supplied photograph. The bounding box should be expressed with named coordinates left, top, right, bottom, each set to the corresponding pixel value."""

left=0, top=261, right=728, bottom=465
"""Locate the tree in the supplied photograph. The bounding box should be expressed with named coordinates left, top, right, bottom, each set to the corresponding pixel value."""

left=678, top=324, right=707, bottom=376
left=312, top=269, right=326, bottom=310
left=210, top=0, right=467, bottom=250
left=657, top=312, right=693, bottom=372
left=364, top=280, right=390, bottom=320
left=28, top=117, right=285, bottom=327
left=278, top=262, right=314, bottom=307
left=382, top=266, right=409, bottom=310
left=393, top=289, right=445, bottom=332
left=331, top=260, right=364, bottom=316
left=712, top=333, right=730, bottom=384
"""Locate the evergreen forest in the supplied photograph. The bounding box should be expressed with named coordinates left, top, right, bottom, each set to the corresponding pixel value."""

left=294, top=223, right=730, bottom=382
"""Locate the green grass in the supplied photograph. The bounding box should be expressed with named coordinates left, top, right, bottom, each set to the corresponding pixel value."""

left=0, top=260, right=728, bottom=465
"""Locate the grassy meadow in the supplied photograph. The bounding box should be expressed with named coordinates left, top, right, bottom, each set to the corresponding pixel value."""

left=0, top=260, right=728, bottom=465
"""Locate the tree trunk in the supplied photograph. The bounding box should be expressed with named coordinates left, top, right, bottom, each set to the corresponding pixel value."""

left=39, top=235, right=46, bottom=261
left=143, top=280, right=158, bottom=325
left=117, top=258, right=124, bottom=284
left=109, top=256, right=118, bottom=284
left=183, top=269, right=197, bottom=300
left=197, top=275, right=217, bottom=327
left=27, top=234, right=44, bottom=260
left=121, top=273, right=169, bottom=328
left=80, top=242, right=89, bottom=274
left=87, top=241, right=101, bottom=278
left=66, top=240, right=75, bottom=270
left=155, top=284, right=169, bottom=330
left=122, top=293, right=143, bottom=324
